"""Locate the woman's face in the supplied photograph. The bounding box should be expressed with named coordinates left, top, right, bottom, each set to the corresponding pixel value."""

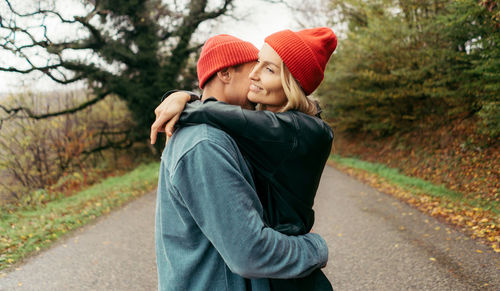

left=247, top=43, right=287, bottom=112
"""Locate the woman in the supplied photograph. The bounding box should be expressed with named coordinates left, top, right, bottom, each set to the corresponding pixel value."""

left=154, top=27, right=337, bottom=290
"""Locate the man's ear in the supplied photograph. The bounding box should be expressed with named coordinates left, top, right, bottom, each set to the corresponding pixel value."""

left=216, top=68, right=232, bottom=84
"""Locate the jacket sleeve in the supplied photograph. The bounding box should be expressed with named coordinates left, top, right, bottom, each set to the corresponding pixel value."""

left=171, top=137, right=328, bottom=279
left=178, top=99, right=297, bottom=174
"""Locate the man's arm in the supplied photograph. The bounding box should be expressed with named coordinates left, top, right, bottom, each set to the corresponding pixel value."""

left=170, top=136, right=328, bottom=278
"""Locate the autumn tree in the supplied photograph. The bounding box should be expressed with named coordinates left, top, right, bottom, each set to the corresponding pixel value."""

left=0, top=0, right=237, bottom=150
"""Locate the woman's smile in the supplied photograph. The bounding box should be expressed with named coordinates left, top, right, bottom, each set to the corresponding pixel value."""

left=249, top=83, right=263, bottom=92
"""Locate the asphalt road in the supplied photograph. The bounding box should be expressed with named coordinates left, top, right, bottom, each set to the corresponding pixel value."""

left=0, top=166, right=499, bottom=290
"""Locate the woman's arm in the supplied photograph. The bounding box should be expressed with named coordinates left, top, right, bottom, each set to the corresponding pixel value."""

left=150, top=90, right=301, bottom=174
left=150, top=91, right=194, bottom=144
left=178, top=98, right=298, bottom=174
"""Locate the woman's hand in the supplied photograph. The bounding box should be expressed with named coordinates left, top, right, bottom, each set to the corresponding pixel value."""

left=150, top=91, right=191, bottom=145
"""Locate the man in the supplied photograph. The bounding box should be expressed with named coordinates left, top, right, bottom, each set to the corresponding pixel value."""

left=152, top=35, right=328, bottom=290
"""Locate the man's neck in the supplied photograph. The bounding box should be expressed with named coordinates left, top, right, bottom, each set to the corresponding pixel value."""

left=201, top=87, right=223, bottom=102
left=202, top=86, right=255, bottom=110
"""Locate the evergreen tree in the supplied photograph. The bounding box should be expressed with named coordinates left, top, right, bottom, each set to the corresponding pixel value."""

left=441, top=0, right=500, bottom=137
left=318, top=0, right=499, bottom=137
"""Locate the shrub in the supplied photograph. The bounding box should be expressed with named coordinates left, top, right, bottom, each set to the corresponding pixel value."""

left=477, top=101, right=500, bottom=138
left=0, top=90, right=139, bottom=205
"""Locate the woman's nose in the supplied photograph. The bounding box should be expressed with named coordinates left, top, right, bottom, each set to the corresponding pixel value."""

left=249, top=65, right=259, bottom=80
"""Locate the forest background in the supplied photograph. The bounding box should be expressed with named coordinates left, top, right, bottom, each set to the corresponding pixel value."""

left=0, top=0, right=498, bottom=268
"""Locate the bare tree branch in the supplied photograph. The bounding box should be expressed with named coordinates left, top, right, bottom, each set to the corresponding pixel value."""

left=5, top=0, right=73, bottom=22
left=0, top=90, right=110, bottom=120
left=186, top=42, right=204, bottom=54
left=82, top=134, right=134, bottom=157
left=260, top=0, right=295, bottom=10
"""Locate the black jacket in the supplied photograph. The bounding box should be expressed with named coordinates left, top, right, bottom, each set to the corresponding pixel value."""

left=179, top=97, right=333, bottom=235
left=177, top=97, right=334, bottom=290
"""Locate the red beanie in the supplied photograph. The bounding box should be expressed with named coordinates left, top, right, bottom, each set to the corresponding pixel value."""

left=264, top=27, right=337, bottom=95
left=197, top=34, right=259, bottom=89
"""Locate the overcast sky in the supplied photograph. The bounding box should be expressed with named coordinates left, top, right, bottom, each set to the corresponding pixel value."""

left=0, top=0, right=299, bottom=94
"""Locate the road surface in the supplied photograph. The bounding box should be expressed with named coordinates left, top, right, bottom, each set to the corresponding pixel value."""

left=1, top=166, right=499, bottom=290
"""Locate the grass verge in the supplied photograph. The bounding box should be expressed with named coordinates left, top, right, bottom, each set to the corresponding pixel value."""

left=0, top=162, right=160, bottom=272
left=329, top=155, right=500, bottom=252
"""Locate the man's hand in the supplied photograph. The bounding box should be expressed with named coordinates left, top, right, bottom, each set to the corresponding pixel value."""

left=150, top=91, right=192, bottom=144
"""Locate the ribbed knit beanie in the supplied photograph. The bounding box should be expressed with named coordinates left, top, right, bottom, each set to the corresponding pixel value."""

left=264, top=27, right=337, bottom=95
left=197, top=34, right=259, bottom=89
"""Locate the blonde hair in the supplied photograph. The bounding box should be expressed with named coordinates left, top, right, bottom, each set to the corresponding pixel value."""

left=278, top=62, right=318, bottom=116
